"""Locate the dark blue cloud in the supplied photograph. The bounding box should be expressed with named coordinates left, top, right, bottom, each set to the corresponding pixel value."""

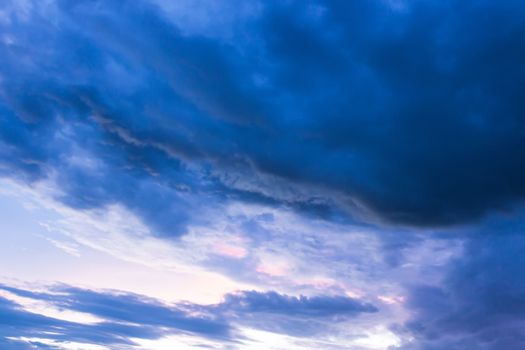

left=253, top=0, right=525, bottom=226
left=2, top=0, right=525, bottom=234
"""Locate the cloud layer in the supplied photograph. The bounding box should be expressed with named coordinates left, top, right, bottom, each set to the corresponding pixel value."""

left=0, top=283, right=377, bottom=349
left=396, top=227, right=525, bottom=350
left=2, top=0, right=525, bottom=349
left=2, top=0, right=525, bottom=235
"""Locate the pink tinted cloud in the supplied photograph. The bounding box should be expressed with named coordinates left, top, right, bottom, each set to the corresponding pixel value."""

left=213, top=243, right=248, bottom=259
left=256, top=262, right=288, bottom=277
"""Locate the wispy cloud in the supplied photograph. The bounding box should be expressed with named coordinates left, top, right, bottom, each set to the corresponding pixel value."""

left=0, top=283, right=379, bottom=349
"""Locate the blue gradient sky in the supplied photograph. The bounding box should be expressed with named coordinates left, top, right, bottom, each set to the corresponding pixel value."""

left=1, top=1, right=525, bottom=349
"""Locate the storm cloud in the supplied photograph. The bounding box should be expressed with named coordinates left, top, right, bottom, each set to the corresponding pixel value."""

left=2, top=0, right=525, bottom=235
left=2, top=0, right=525, bottom=349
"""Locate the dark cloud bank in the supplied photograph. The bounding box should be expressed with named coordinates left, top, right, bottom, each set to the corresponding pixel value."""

left=2, top=0, right=525, bottom=231
left=2, top=0, right=525, bottom=349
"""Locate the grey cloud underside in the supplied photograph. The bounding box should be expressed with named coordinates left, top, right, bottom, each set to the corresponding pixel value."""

left=2, top=0, right=525, bottom=234
left=394, top=220, right=525, bottom=350
left=0, top=284, right=377, bottom=348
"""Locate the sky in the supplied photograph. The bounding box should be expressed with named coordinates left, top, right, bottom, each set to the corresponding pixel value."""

left=0, top=0, right=525, bottom=349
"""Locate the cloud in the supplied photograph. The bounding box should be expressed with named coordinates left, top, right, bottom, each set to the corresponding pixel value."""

left=246, top=0, right=525, bottom=226
left=394, top=220, right=525, bottom=349
left=0, top=285, right=232, bottom=348
left=220, top=290, right=377, bottom=317
left=1, top=0, right=525, bottom=237
left=2, top=1, right=525, bottom=349
left=216, top=290, right=378, bottom=337
left=0, top=283, right=377, bottom=349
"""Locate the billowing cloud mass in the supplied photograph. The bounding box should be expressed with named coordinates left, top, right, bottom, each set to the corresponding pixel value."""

left=1, top=0, right=525, bottom=349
